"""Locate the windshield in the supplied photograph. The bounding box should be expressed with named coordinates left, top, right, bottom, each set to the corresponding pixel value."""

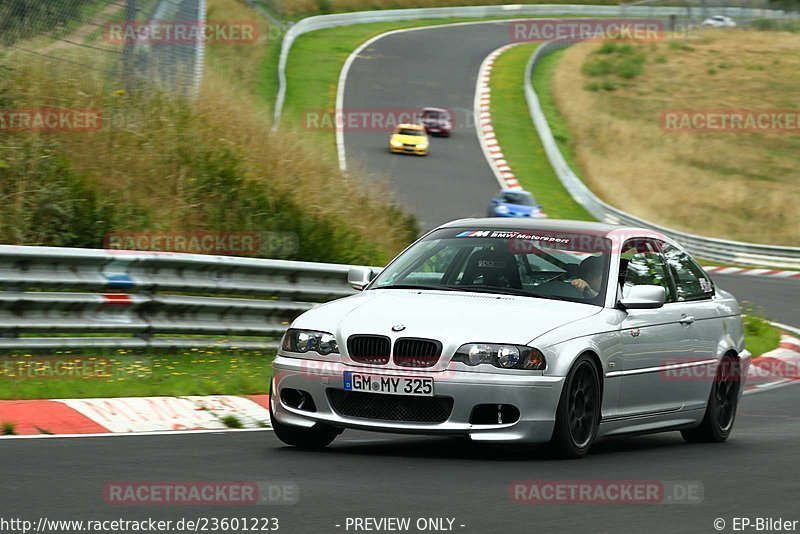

left=500, top=192, right=535, bottom=206
left=371, top=227, right=612, bottom=305
left=396, top=128, right=425, bottom=136
left=423, top=110, right=449, bottom=121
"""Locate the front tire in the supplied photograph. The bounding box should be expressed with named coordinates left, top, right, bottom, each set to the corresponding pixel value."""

left=269, top=385, right=341, bottom=449
left=546, top=355, right=601, bottom=459
left=681, top=355, right=740, bottom=443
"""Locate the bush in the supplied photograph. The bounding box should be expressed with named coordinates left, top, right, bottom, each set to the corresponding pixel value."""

left=0, top=57, right=418, bottom=266
left=0, top=140, right=118, bottom=247
left=582, top=44, right=645, bottom=80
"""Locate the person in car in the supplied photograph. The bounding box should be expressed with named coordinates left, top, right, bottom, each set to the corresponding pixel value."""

left=570, top=255, right=603, bottom=298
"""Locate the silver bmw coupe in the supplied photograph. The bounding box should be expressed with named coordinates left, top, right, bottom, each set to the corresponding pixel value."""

left=270, top=219, right=750, bottom=458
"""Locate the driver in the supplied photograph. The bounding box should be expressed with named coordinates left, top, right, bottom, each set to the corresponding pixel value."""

left=570, top=255, right=603, bottom=298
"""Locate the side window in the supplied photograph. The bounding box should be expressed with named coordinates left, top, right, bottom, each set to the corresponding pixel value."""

left=620, top=239, right=673, bottom=302
left=661, top=243, right=714, bottom=301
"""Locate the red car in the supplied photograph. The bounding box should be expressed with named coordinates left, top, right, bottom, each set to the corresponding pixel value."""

left=420, top=107, right=452, bottom=137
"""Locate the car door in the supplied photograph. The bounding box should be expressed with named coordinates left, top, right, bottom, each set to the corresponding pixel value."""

left=617, top=239, right=696, bottom=417
left=660, top=242, right=721, bottom=411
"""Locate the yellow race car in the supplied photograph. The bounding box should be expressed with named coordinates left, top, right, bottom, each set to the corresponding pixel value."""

left=389, top=123, right=429, bottom=156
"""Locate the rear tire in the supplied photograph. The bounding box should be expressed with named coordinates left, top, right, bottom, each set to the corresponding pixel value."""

left=546, top=355, right=601, bottom=459
left=269, top=385, right=340, bottom=449
left=681, top=355, right=740, bottom=443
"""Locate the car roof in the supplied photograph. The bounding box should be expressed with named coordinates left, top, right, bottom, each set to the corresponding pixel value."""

left=440, top=217, right=668, bottom=238
left=396, top=123, right=424, bottom=130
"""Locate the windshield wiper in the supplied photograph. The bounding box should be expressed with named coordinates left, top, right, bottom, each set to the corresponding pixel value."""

left=445, top=285, right=532, bottom=298
left=448, top=284, right=571, bottom=301
left=375, top=284, right=461, bottom=291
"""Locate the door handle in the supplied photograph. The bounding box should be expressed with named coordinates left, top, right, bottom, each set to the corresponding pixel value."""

left=679, top=315, right=695, bottom=325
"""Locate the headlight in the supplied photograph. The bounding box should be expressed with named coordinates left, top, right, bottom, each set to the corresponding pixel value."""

left=452, top=343, right=545, bottom=370
left=419, top=142, right=429, bottom=149
left=390, top=139, right=402, bottom=147
left=496, top=205, right=510, bottom=214
left=281, top=329, right=339, bottom=355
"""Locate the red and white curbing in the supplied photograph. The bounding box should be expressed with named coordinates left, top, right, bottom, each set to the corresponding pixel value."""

left=0, top=394, right=271, bottom=437
left=746, top=335, right=800, bottom=393
left=475, top=43, right=528, bottom=193
left=704, top=266, right=800, bottom=280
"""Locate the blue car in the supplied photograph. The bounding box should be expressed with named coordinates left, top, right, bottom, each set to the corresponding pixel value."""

left=487, top=189, right=545, bottom=218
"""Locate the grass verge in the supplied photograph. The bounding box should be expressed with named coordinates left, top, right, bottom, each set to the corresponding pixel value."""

left=530, top=48, right=586, bottom=184
left=490, top=43, right=592, bottom=220
left=550, top=30, right=800, bottom=245
left=743, top=313, right=782, bottom=358
left=0, top=348, right=275, bottom=400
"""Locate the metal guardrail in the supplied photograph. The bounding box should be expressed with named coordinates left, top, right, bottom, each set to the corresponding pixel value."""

left=523, top=41, right=800, bottom=269
left=271, top=3, right=786, bottom=127
left=0, top=245, right=369, bottom=350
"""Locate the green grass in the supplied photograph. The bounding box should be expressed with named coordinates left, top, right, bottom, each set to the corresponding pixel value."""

left=489, top=43, right=592, bottom=221
left=221, top=414, right=245, bottom=428
left=0, top=348, right=275, bottom=400
left=531, top=48, right=588, bottom=179
left=743, top=314, right=782, bottom=358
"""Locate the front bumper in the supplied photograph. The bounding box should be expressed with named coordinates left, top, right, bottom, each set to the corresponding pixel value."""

left=390, top=145, right=427, bottom=155
left=271, top=356, right=564, bottom=443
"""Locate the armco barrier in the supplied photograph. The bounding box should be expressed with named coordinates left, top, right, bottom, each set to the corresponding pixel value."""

left=0, top=245, right=377, bottom=350
left=523, top=41, right=800, bottom=269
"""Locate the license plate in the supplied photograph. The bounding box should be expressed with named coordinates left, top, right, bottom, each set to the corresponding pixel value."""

left=343, top=372, right=433, bottom=397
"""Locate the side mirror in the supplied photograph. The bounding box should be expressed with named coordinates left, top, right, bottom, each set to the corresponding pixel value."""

left=490, top=198, right=499, bottom=204
left=348, top=267, right=375, bottom=291
left=619, top=285, right=666, bottom=310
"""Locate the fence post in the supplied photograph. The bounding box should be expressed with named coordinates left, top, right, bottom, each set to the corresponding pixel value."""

left=121, top=0, right=138, bottom=92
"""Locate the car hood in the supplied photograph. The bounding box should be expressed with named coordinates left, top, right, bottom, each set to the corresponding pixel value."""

left=292, top=289, right=601, bottom=349
left=391, top=134, right=427, bottom=145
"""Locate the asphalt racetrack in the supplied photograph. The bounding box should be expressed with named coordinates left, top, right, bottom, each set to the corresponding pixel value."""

left=1, top=19, right=799, bottom=534
left=2, top=384, right=799, bottom=534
